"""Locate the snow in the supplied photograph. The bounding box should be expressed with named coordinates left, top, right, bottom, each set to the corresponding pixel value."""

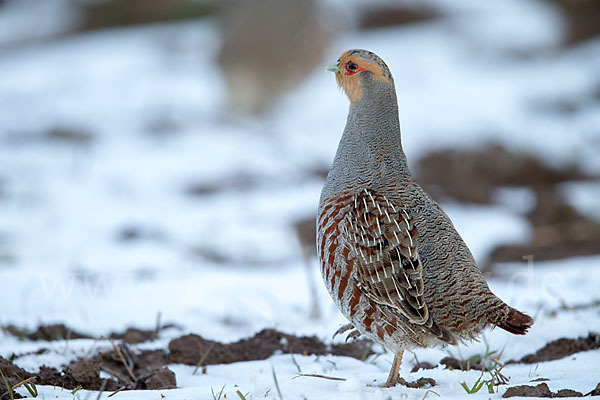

left=560, top=181, right=600, bottom=221
left=1, top=0, right=599, bottom=398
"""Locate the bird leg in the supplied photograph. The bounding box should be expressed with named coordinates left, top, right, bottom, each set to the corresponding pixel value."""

left=332, top=323, right=362, bottom=342
left=384, top=351, right=404, bottom=387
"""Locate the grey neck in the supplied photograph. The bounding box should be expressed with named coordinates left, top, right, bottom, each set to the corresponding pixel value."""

left=321, top=79, right=412, bottom=200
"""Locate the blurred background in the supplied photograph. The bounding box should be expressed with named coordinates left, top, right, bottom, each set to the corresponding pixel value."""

left=0, top=0, right=599, bottom=339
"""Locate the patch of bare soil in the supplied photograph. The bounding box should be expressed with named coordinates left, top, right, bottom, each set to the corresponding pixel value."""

left=401, top=377, right=436, bottom=389
left=3, top=324, right=92, bottom=341
left=416, top=144, right=590, bottom=204
left=3, top=323, right=178, bottom=345
left=168, top=328, right=370, bottom=365
left=502, top=382, right=582, bottom=398
left=439, top=356, right=485, bottom=371
left=514, top=332, right=600, bottom=364
left=542, top=0, right=600, bottom=45
left=94, top=347, right=174, bottom=390
left=78, top=0, right=215, bottom=32
left=357, top=4, right=440, bottom=30
left=490, top=187, right=600, bottom=264
left=45, top=127, right=95, bottom=146
left=3, top=346, right=175, bottom=392
left=0, top=355, right=31, bottom=399
left=415, top=144, right=600, bottom=265
left=109, top=327, right=158, bottom=344
left=4, top=326, right=369, bottom=393
left=411, top=361, right=436, bottom=372
left=185, top=173, right=258, bottom=196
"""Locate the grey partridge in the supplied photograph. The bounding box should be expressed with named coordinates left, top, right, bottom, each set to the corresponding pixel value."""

left=317, top=49, right=533, bottom=387
left=217, top=0, right=332, bottom=114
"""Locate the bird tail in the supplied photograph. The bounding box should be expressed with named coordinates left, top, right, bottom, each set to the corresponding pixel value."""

left=496, top=306, right=534, bottom=335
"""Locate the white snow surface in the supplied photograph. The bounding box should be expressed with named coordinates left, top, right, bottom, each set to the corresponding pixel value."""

left=1, top=0, right=599, bottom=398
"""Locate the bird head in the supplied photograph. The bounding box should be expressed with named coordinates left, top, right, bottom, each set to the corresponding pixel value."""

left=326, top=49, right=394, bottom=104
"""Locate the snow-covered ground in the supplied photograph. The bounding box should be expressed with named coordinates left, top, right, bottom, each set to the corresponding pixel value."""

left=1, top=0, right=599, bottom=398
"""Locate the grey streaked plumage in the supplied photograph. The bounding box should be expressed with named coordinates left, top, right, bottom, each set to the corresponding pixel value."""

left=317, top=49, right=533, bottom=387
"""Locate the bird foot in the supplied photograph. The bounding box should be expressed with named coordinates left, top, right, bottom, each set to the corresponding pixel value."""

left=332, top=323, right=362, bottom=342
left=345, top=329, right=362, bottom=342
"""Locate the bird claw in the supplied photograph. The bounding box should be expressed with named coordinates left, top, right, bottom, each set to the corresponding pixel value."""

left=332, top=323, right=353, bottom=339
left=345, top=329, right=362, bottom=342
left=332, top=323, right=362, bottom=342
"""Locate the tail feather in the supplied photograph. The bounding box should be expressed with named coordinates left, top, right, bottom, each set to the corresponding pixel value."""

left=497, top=307, right=533, bottom=335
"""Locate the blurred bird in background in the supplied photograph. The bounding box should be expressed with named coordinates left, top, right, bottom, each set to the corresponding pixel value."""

left=216, top=0, right=334, bottom=114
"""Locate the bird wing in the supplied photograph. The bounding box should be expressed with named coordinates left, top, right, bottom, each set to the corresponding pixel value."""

left=342, top=189, right=453, bottom=342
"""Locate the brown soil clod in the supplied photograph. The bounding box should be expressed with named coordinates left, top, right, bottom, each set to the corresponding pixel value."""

left=4, top=324, right=92, bottom=341
left=168, top=328, right=370, bottom=366
left=97, top=346, right=171, bottom=390
left=440, top=356, right=484, bottom=371
left=4, top=323, right=177, bottom=345
left=515, top=333, right=600, bottom=364
left=357, top=4, right=440, bottom=30
left=411, top=361, right=436, bottom=373
left=416, top=144, right=600, bottom=265
left=416, top=144, right=591, bottom=205
left=109, top=328, right=157, bottom=344
left=489, top=187, right=600, bottom=264
left=503, top=382, right=583, bottom=398
left=400, top=377, right=436, bottom=388
left=554, top=388, right=583, bottom=397
left=45, top=127, right=95, bottom=146
left=0, top=355, right=32, bottom=399
left=503, top=383, right=554, bottom=398
left=65, top=360, right=102, bottom=388
left=140, top=367, right=176, bottom=390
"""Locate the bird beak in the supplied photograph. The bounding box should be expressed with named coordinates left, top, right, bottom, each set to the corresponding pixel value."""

left=326, top=62, right=340, bottom=73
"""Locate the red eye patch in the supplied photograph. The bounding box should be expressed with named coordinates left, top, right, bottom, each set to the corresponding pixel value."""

left=345, top=61, right=366, bottom=75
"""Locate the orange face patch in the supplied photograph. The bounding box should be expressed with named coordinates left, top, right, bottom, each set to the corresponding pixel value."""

left=334, top=51, right=391, bottom=103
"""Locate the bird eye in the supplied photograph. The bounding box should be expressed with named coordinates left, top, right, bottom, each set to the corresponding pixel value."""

left=346, top=62, right=359, bottom=74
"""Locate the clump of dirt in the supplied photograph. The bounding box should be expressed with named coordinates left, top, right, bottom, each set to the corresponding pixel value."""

left=94, top=346, right=173, bottom=390
left=415, top=144, right=600, bottom=264
left=109, top=328, right=157, bottom=344
left=5, top=327, right=367, bottom=394
left=357, top=4, right=440, bottom=30
left=4, top=323, right=177, bottom=345
left=503, top=383, right=554, bottom=398
left=169, top=328, right=370, bottom=365
left=185, top=173, right=259, bottom=197
left=115, top=226, right=167, bottom=244
left=542, top=0, right=600, bottom=45
left=503, top=382, right=583, bottom=398
left=0, top=355, right=31, bottom=399
left=28, top=347, right=173, bottom=392
left=3, top=324, right=92, bottom=341
left=490, top=188, right=600, bottom=263
left=45, top=127, right=95, bottom=146
left=439, top=356, right=484, bottom=371
left=401, top=377, right=436, bottom=388
left=0, top=355, right=120, bottom=397
left=555, top=388, right=584, bottom=397
left=411, top=361, right=436, bottom=372
left=416, top=144, right=589, bottom=204
left=515, top=333, right=600, bottom=364
left=142, top=367, right=176, bottom=390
